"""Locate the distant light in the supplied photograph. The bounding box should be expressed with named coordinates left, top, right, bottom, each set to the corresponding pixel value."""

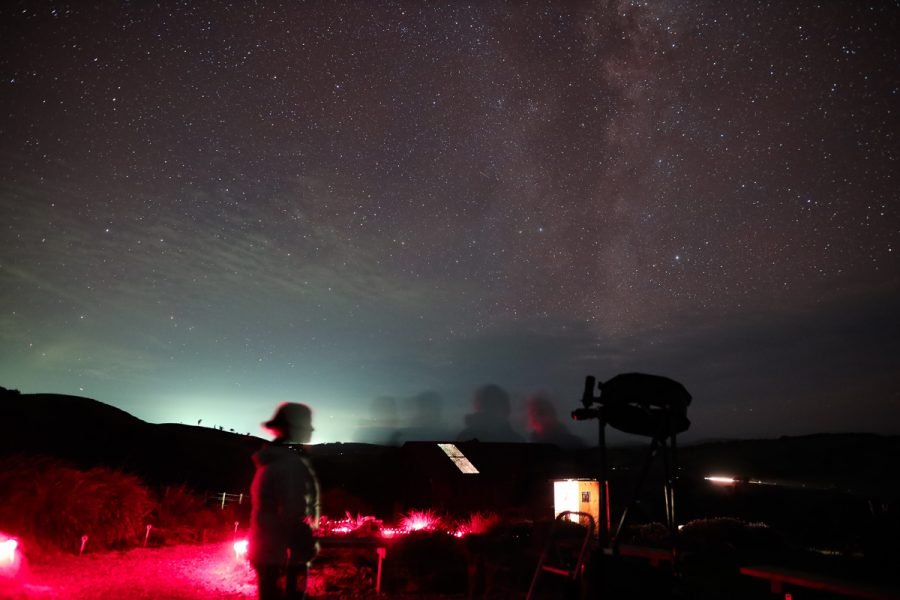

left=437, top=443, right=479, bottom=474
left=705, top=475, right=737, bottom=484
left=233, top=539, right=248, bottom=560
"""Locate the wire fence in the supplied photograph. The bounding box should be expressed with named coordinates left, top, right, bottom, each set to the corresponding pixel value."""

left=209, top=492, right=246, bottom=509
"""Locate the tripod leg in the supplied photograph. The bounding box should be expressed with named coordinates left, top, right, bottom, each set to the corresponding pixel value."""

left=613, top=437, right=660, bottom=550
left=670, top=432, right=681, bottom=572
left=597, top=412, right=609, bottom=546
left=660, top=435, right=673, bottom=532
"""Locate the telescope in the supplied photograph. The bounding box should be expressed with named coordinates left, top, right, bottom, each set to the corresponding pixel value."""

left=571, top=372, right=692, bottom=561
left=573, top=372, right=691, bottom=437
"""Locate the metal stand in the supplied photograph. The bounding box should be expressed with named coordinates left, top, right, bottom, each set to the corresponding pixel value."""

left=572, top=373, right=691, bottom=569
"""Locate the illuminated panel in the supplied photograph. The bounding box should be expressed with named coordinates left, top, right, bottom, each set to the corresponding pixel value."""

left=437, top=443, right=479, bottom=474
left=553, top=479, right=601, bottom=530
left=553, top=480, right=580, bottom=522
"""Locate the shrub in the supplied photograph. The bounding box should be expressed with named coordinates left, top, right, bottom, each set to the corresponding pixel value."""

left=618, top=521, right=672, bottom=547
left=151, top=484, right=239, bottom=545
left=679, top=517, right=783, bottom=554
left=0, top=454, right=154, bottom=556
left=456, top=511, right=501, bottom=536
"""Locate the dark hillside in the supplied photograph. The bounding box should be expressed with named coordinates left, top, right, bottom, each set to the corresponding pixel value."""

left=0, top=390, right=261, bottom=492
left=1, top=391, right=148, bottom=463
left=3, top=388, right=898, bottom=530
left=602, top=433, right=900, bottom=501
left=679, top=434, right=900, bottom=498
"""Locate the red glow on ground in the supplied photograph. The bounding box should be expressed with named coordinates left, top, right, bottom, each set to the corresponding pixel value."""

left=230, top=513, right=478, bottom=558
left=14, top=541, right=257, bottom=598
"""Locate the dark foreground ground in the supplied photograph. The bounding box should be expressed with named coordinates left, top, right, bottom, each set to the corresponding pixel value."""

left=4, top=540, right=899, bottom=600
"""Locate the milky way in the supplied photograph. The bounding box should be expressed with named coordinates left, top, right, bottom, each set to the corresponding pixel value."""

left=1, top=2, right=898, bottom=443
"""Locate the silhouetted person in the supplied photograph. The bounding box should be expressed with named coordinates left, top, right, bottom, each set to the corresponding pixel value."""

left=526, top=392, right=586, bottom=448
left=250, top=403, right=320, bottom=600
left=457, top=384, right=524, bottom=443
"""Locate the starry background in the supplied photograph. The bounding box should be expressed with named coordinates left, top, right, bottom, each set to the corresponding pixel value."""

left=1, top=1, right=898, bottom=444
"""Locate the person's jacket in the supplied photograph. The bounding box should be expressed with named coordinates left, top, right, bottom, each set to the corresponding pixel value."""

left=249, top=442, right=319, bottom=566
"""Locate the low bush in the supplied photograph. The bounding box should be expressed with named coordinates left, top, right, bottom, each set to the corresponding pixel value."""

left=618, top=521, right=672, bottom=547
left=151, top=484, right=240, bottom=545
left=679, top=516, right=783, bottom=554
left=0, top=454, right=154, bottom=556
left=455, top=511, right=501, bottom=536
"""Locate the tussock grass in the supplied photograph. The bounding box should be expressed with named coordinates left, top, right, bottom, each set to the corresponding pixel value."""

left=0, top=455, right=154, bottom=556
left=153, top=484, right=242, bottom=544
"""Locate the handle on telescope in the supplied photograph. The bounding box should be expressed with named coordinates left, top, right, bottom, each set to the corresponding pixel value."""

left=581, top=375, right=596, bottom=408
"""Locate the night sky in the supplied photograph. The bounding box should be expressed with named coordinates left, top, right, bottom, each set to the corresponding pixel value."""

left=2, top=2, right=898, bottom=445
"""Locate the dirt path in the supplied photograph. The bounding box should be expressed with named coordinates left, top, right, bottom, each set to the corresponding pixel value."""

left=4, top=542, right=257, bottom=600
left=2, top=542, right=467, bottom=599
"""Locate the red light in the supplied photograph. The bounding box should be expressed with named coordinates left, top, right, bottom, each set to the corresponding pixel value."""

left=233, top=539, right=248, bottom=561
left=0, top=532, right=22, bottom=580
left=0, top=538, right=17, bottom=564
left=401, top=510, right=440, bottom=532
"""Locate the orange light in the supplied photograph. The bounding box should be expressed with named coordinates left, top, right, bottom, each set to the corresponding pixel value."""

left=553, top=479, right=600, bottom=528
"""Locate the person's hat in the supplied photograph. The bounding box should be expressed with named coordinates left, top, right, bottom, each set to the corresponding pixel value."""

left=263, top=402, right=312, bottom=437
